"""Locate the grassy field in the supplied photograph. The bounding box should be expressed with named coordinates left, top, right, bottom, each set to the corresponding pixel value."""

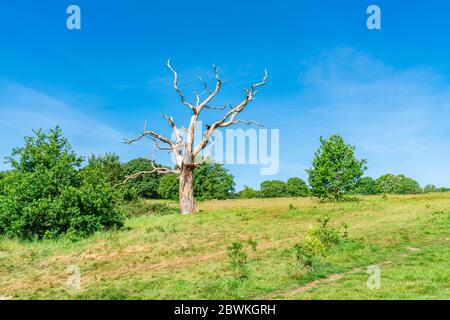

left=0, top=193, right=449, bottom=300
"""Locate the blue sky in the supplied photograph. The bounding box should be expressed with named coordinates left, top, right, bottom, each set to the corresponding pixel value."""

left=1, top=0, right=450, bottom=190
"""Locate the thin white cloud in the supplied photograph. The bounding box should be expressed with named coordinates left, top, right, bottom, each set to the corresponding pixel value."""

left=0, top=81, right=142, bottom=168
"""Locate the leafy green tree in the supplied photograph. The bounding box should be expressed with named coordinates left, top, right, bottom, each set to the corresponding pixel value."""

left=158, top=174, right=180, bottom=200
left=352, top=177, right=378, bottom=195
left=158, top=162, right=235, bottom=201
left=307, top=135, right=367, bottom=201
left=375, top=174, right=422, bottom=195
left=83, top=153, right=124, bottom=185
left=0, top=127, right=123, bottom=240
left=193, top=162, right=235, bottom=200
left=260, top=180, right=287, bottom=198
left=239, top=186, right=259, bottom=199
left=123, top=158, right=164, bottom=198
left=286, top=177, right=309, bottom=197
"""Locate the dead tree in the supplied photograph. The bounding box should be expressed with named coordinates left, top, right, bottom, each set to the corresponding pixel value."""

left=124, top=60, right=268, bottom=214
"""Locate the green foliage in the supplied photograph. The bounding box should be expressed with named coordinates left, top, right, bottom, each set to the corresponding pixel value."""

left=375, top=174, right=422, bottom=195
left=121, top=200, right=178, bottom=217
left=293, top=216, right=347, bottom=269
left=260, top=180, right=287, bottom=198
left=238, top=186, right=259, bottom=199
left=0, top=127, right=124, bottom=240
left=123, top=158, right=164, bottom=199
left=423, top=184, right=438, bottom=193
left=423, top=184, right=448, bottom=193
left=158, top=174, right=180, bottom=200
left=352, top=177, right=377, bottom=195
left=158, top=162, right=235, bottom=201
left=286, top=177, right=309, bottom=197
left=227, top=240, right=257, bottom=280
left=307, top=135, right=367, bottom=201
left=193, top=162, right=235, bottom=200
left=84, top=153, right=124, bottom=185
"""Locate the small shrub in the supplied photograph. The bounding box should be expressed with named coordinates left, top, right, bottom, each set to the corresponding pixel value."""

left=288, top=204, right=301, bottom=214
left=227, top=240, right=258, bottom=280
left=293, top=216, right=348, bottom=270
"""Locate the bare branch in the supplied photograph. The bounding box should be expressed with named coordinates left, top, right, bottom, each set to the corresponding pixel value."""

left=124, top=121, right=174, bottom=147
left=220, top=119, right=265, bottom=128
left=117, top=161, right=179, bottom=186
left=203, top=103, right=232, bottom=111
left=193, top=69, right=268, bottom=156
left=196, top=65, right=222, bottom=111
left=166, top=59, right=196, bottom=112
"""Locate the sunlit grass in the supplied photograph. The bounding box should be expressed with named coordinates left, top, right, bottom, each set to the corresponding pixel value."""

left=0, top=193, right=448, bottom=300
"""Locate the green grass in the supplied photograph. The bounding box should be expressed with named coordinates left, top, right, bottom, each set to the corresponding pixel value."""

left=0, top=193, right=449, bottom=300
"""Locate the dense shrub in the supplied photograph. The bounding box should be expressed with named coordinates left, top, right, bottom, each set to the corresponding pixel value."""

left=0, top=128, right=124, bottom=240
left=286, top=177, right=309, bottom=197
left=351, top=177, right=378, bottom=195
left=307, top=135, right=367, bottom=201
left=158, top=162, right=235, bottom=201
left=238, top=186, right=259, bottom=199
left=260, top=180, right=287, bottom=198
left=293, top=216, right=348, bottom=269
left=123, top=158, right=164, bottom=198
left=375, top=174, right=422, bottom=195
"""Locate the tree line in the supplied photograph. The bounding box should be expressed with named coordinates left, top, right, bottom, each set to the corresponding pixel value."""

left=0, top=128, right=447, bottom=240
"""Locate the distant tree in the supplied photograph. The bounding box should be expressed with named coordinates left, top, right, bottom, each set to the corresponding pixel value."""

left=193, top=162, right=235, bottom=200
left=158, top=162, right=235, bottom=201
left=260, top=180, right=287, bottom=198
left=0, top=127, right=123, bottom=240
left=423, top=184, right=437, bottom=193
left=239, top=186, right=259, bottom=199
left=375, top=174, right=422, bottom=195
left=352, top=177, right=378, bottom=195
left=307, top=135, right=367, bottom=201
left=123, top=158, right=164, bottom=198
left=83, top=153, right=124, bottom=185
left=286, top=177, right=309, bottom=197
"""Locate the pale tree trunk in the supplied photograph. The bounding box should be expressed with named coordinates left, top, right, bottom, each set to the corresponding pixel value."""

left=179, top=164, right=195, bottom=214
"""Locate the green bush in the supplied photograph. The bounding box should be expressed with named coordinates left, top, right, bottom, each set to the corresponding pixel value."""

left=307, top=135, right=367, bottom=201
left=260, top=180, right=287, bottom=198
left=286, top=177, right=309, bottom=197
left=0, top=127, right=124, bottom=240
left=375, top=174, right=422, bottom=195
left=293, top=216, right=348, bottom=269
left=123, top=158, right=164, bottom=198
left=238, top=186, right=259, bottom=199
left=351, top=177, right=377, bottom=195
left=227, top=240, right=258, bottom=280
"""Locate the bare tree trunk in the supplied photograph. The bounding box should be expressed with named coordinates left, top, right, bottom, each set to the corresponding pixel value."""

left=179, top=164, right=195, bottom=214
left=124, top=61, right=267, bottom=215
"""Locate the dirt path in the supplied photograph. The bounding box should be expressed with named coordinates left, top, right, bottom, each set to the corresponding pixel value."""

left=265, top=247, right=420, bottom=299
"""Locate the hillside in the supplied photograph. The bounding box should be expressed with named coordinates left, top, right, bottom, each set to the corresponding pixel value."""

left=0, top=193, right=449, bottom=300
